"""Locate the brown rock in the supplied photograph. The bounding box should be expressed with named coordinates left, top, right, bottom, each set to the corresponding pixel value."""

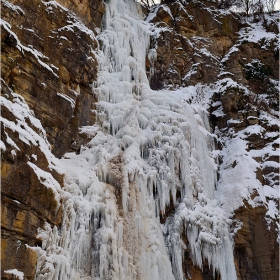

left=1, top=0, right=101, bottom=157
left=1, top=0, right=103, bottom=277
left=234, top=204, right=279, bottom=280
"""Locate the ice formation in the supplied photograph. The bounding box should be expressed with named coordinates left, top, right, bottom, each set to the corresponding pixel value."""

left=33, top=0, right=241, bottom=279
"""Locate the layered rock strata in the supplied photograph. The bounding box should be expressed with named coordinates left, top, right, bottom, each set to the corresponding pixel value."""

left=1, top=0, right=104, bottom=278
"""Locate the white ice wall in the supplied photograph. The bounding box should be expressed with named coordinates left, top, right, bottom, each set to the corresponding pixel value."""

left=34, top=0, right=238, bottom=279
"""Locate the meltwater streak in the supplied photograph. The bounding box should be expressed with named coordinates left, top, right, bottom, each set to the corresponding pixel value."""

left=35, top=0, right=237, bottom=279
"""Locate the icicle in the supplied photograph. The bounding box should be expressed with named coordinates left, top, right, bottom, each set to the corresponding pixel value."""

left=148, top=48, right=157, bottom=77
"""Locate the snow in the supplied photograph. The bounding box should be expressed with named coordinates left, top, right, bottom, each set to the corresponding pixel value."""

left=79, top=125, right=99, bottom=138
left=218, top=72, right=234, bottom=78
left=27, top=162, right=61, bottom=207
left=57, top=19, right=96, bottom=41
left=0, top=140, right=6, bottom=151
left=239, top=18, right=278, bottom=45
left=32, top=154, right=38, bottom=161
left=4, top=269, right=24, bottom=280
left=221, top=46, right=239, bottom=64
left=41, top=0, right=69, bottom=12
left=57, top=92, right=76, bottom=108
left=2, top=0, right=25, bottom=14
left=1, top=80, right=63, bottom=177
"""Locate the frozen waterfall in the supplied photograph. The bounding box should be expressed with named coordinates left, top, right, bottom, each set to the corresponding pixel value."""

left=34, top=0, right=237, bottom=279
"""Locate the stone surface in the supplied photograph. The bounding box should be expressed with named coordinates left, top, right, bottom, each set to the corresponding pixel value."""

left=1, top=0, right=104, bottom=278
left=234, top=204, right=279, bottom=280
left=1, top=0, right=100, bottom=157
left=147, top=1, right=279, bottom=279
left=1, top=79, right=62, bottom=279
left=147, top=1, right=241, bottom=89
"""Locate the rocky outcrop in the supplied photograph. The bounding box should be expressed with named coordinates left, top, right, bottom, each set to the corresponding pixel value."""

left=1, top=80, right=63, bottom=280
left=208, top=80, right=279, bottom=279
left=1, top=0, right=104, bottom=157
left=1, top=0, right=104, bottom=278
left=234, top=204, right=279, bottom=280
left=147, top=0, right=241, bottom=89
left=147, top=1, right=279, bottom=279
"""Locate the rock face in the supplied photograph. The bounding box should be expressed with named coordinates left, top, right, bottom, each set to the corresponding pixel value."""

left=1, top=0, right=279, bottom=279
left=234, top=204, right=279, bottom=280
left=1, top=0, right=105, bottom=157
left=147, top=1, right=241, bottom=89
left=146, top=1, right=279, bottom=279
left=1, top=80, right=63, bottom=280
left=147, top=1, right=279, bottom=92
left=1, top=0, right=104, bottom=278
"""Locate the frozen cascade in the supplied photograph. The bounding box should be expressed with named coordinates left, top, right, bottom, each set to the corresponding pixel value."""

left=34, top=0, right=237, bottom=279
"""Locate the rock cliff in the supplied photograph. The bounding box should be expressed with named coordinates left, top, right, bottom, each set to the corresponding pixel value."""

left=1, top=0, right=104, bottom=278
left=1, top=0, right=279, bottom=279
left=146, top=1, right=279, bottom=279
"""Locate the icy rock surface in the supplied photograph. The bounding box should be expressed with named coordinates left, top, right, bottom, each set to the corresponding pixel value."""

left=34, top=0, right=238, bottom=279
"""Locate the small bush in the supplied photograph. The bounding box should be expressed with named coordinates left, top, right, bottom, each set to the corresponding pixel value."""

left=240, top=59, right=273, bottom=82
